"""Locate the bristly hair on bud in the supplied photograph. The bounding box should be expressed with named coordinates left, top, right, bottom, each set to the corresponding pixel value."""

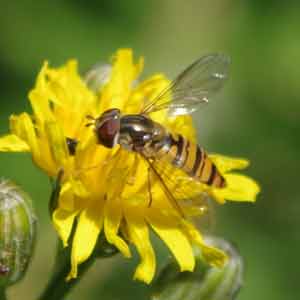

left=0, top=179, right=37, bottom=287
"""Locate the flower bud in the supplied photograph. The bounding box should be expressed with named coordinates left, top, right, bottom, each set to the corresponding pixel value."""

left=0, top=180, right=37, bottom=287
left=84, top=63, right=112, bottom=93
left=151, top=236, right=243, bottom=300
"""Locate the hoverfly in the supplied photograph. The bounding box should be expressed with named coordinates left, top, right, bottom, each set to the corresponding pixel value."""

left=85, top=54, right=230, bottom=216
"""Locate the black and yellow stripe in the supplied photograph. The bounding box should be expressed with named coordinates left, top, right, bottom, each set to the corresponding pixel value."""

left=165, top=134, right=226, bottom=188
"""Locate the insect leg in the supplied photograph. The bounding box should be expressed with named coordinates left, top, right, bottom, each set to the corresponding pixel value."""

left=140, top=153, right=185, bottom=218
left=147, top=166, right=153, bottom=207
left=126, top=153, right=139, bottom=185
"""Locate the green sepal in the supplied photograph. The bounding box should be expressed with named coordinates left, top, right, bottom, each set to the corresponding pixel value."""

left=48, top=169, right=64, bottom=215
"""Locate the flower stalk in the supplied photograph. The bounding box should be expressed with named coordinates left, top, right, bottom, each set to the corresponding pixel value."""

left=37, top=240, right=92, bottom=300
left=0, top=288, right=7, bottom=300
left=38, top=235, right=119, bottom=300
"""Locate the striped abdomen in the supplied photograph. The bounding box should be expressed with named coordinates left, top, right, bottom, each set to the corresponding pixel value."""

left=164, top=134, right=226, bottom=188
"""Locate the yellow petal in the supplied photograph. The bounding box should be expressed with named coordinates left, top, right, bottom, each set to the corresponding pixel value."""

left=209, top=154, right=250, bottom=173
left=100, top=48, right=144, bottom=111
left=129, top=74, right=169, bottom=116
left=212, top=173, right=260, bottom=203
left=45, top=121, right=69, bottom=167
left=67, top=204, right=104, bottom=280
left=0, top=134, right=30, bottom=152
left=125, top=206, right=156, bottom=284
left=45, top=61, right=76, bottom=108
left=10, top=113, right=40, bottom=160
left=34, top=61, right=49, bottom=91
left=52, top=208, right=78, bottom=247
left=52, top=181, right=80, bottom=246
left=70, top=178, right=90, bottom=199
left=104, top=196, right=131, bottom=258
left=53, top=178, right=91, bottom=247
left=29, top=90, right=54, bottom=125
left=28, top=61, right=55, bottom=125
left=147, top=210, right=195, bottom=272
left=58, top=181, right=75, bottom=211
left=122, top=156, right=148, bottom=198
left=181, top=221, right=227, bottom=267
left=44, top=60, right=97, bottom=137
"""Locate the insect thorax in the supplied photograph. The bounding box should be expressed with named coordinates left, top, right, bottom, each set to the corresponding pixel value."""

left=119, top=114, right=170, bottom=157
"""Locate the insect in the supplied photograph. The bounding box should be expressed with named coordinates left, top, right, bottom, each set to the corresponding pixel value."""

left=86, top=54, right=230, bottom=216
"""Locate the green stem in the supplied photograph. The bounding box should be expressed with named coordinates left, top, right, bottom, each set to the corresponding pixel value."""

left=37, top=235, right=119, bottom=300
left=37, top=243, right=94, bottom=300
left=0, top=288, right=7, bottom=300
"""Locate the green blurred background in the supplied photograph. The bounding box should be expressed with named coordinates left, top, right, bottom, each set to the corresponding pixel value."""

left=0, top=1, right=299, bottom=299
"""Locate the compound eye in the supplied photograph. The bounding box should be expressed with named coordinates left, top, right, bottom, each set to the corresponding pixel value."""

left=97, top=119, right=120, bottom=148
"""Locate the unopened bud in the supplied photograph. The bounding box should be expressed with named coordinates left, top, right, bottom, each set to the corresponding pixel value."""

left=152, top=236, right=243, bottom=300
left=0, top=180, right=37, bottom=287
left=84, top=63, right=112, bottom=93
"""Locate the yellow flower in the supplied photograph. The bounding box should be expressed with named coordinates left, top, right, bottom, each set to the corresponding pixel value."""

left=0, top=49, right=260, bottom=284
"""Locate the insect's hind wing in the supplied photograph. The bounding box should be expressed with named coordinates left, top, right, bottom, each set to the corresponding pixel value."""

left=141, top=54, right=230, bottom=116
left=146, top=157, right=212, bottom=219
left=154, top=159, right=216, bottom=232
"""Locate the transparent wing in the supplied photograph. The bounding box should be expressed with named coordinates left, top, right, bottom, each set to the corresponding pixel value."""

left=141, top=54, right=230, bottom=116
left=153, top=159, right=215, bottom=231
left=143, top=156, right=214, bottom=226
left=151, top=158, right=207, bottom=202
